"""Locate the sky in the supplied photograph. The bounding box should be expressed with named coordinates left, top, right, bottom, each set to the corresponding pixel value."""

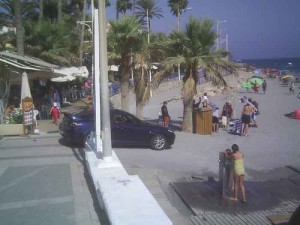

left=105, top=0, right=300, bottom=60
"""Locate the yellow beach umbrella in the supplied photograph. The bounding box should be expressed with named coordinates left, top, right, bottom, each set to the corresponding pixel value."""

left=282, top=74, right=295, bottom=79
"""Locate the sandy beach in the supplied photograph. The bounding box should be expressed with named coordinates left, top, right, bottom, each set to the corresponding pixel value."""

left=116, top=71, right=300, bottom=181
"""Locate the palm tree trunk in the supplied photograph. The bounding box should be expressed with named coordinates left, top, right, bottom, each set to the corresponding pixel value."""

left=182, top=98, right=193, bottom=132
left=39, top=0, right=44, bottom=23
left=136, top=102, right=143, bottom=119
left=58, top=0, right=62, bottom=23
left=14, top=0, right=24, bottom=55
left=182, top=73, right=196, bottom=132
left=132, top=0, right=136, bottom=15
left=121, top=75, right=130, bottom=111
left=79, top=0, right=87, bottom=66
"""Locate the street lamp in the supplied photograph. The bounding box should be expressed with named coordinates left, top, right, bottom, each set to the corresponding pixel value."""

left=76, top=21, right=92, bottom=33
left=177, top=7, right=192, bottom=31
left=177, top=7, right=192, bottom=81
left=216, top=19, right=227, bottom=50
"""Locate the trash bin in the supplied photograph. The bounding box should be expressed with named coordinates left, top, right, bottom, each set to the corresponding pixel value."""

left=193, top=108, right=212, bottom=135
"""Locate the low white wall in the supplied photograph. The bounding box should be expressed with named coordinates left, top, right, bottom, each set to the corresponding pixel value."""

left=85, top=136, right=172, bottom=225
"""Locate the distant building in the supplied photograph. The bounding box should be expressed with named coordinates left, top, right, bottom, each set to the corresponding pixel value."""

left=0, top=26, right=16, bottom=34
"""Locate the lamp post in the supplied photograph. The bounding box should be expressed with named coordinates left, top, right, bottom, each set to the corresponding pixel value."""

left=98, top=0, right=112, bottom=159
left=177, top=7, right=192, bottom=81
left=76, top=21, right=92, bottom=33
left=216, top=19, right=227, bottom=50
left=146, top=8, right=153, bottom=97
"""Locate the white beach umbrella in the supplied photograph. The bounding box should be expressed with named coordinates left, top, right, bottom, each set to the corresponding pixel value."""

left=51, top=75, right=76, bottom=82
left=53, top=66, right=89, bottom=78
left=108, top=65, right=119, bottom=72
left=21, top=72, right=32, bottom=100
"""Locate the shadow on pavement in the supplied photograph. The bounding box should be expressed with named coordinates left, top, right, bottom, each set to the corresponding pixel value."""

left=58, top=137, right=110, bottom=225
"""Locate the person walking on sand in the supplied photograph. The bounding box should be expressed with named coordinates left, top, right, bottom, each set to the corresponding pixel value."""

left=253, top=80, right=259, bottom=93
left=161, top=101, right=170, bottom=127
left=241, top=101, right=256, bottom=136
left=230, top=144, right=246, bottom=203
left=262, top=80, right=267, bottom=94
left=289, top=82, right=295, bottom=94
left=49, top=102, right=61, bottom=125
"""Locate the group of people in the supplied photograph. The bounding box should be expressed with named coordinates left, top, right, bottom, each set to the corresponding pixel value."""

left=223, top=144, right=246, bottom=203
left=240, top=97, right=259, bottom=136
left=211, top=101, right=234, bottom=133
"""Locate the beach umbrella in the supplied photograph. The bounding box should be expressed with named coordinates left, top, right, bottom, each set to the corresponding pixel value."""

left=251, top=75, right=263, bottom=80
left=242, top=82, right=253, bottom=89
left=249, top=77, right=263, bottom=86
left=282, top=74, right=295, bottom=80
left=51, top=75, right=76, bottom=82
left=21, top=72, right=32, bottom=100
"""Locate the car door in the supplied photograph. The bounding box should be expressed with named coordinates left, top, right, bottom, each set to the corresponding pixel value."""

left=111, top=111, right=151, bottom=146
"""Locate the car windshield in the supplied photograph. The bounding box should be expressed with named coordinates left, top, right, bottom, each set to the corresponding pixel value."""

left=113, top=113, right=144, bottom=125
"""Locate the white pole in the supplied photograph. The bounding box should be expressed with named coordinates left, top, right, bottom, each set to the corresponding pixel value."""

left=99, top=0, right=112, bottom=159
left=147, top=8, right=152, bottom=97
left=177, top=7, right=181, bottom=81
left=93, top=10, right=101, bottom=152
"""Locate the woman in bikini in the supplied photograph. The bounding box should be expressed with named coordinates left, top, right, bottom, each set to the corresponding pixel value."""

left=231, top=144, right=246, bottom=203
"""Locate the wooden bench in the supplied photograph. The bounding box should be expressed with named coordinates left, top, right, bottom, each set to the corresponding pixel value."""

left=266, top=213, right=292, bottom=225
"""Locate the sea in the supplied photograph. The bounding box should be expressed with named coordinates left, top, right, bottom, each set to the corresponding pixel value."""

left=238, top=57, right=300, bottom=78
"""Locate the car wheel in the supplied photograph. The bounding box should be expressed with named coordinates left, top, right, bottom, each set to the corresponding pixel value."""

left=151, top=134, right=167, bottom=150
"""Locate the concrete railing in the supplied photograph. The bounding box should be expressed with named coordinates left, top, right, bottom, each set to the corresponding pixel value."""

left=85, top=134, right=172, bottom=225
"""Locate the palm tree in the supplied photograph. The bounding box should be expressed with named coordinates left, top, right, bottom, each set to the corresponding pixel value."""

left=38, top=0, right=43, bottom=22
left=116, top=0, right=132, bottom=19
left=133, top=39, right=151, bottom=119
left=168, top=0, right=189, bottom=31
left=156, top=17, right=236, bottom=132
left=107, top=16, right=144, bottom=112
left=132, top=0, right=136, bottom=15
left=24, top=19, right=80, bottom=66
left=14, top=0, right=24, bottom=55
left=135, top=0, right=163, bottom=36
left=58, top=0, right=63, bottom=23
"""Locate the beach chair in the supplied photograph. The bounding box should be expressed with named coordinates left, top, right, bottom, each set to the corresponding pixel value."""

left=230, top=119, right=242, bottom=135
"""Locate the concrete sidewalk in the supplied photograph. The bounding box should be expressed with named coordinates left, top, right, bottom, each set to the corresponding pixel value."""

left=0, top=133, right=108, bottom=225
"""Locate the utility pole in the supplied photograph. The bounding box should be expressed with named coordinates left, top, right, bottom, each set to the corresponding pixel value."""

left=216, top=19, right=227, bottom=50
left=98, top=0, right=112, bottom=159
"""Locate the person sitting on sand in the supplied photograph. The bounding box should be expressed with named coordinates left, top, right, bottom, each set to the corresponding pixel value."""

left=241, top=101, right=256, bottom=136
left=282, top=109, right=300, bottom=120
left=229, top=144, right=246, bottom=203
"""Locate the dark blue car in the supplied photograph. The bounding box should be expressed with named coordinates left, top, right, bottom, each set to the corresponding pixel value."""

left=59, top=109, right=175, bottom=150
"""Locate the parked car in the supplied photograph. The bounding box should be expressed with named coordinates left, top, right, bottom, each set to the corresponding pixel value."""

left=59, top=109, right=175, bottom=150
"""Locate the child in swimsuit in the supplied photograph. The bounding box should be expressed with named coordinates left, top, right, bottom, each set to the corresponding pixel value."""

left=231, top=144, right=246, bottom=203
